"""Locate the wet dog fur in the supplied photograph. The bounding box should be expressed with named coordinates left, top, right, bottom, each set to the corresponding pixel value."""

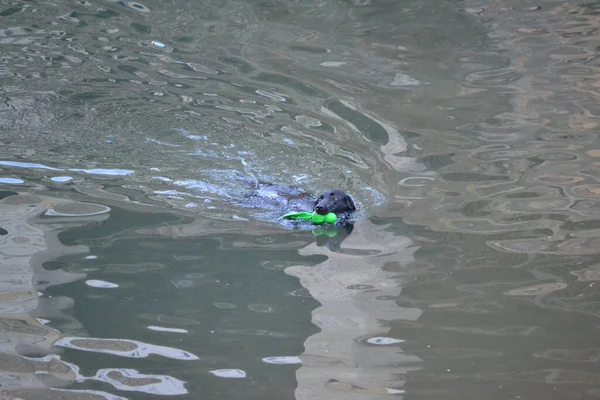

left=312, top=189, right=356, bottom=216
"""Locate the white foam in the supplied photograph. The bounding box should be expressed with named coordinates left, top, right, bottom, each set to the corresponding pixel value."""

left=147, top=326, right=189, bottom=333
left=0, top=178, right=24, bottom=184
left=366, top=337, right=405, bottom=345
left=69, top=168, right=134, bottom=176
left=262, top=356, right=302, bottom=364
left=86, top=280, right=119, bottom=288
left=55, top=336, right=200, bottom=360
left=209, top=369, right=246, bottom=378
left=0, top=160, right=61, bottom=170
left=51, top=176, right=74, bottom=183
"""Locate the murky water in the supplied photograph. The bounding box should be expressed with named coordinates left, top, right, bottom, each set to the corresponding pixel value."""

left=2, top=0, right=600, bottom=398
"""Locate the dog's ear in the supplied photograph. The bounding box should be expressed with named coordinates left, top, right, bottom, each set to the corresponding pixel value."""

left=345, top=195, right=356, bottom=212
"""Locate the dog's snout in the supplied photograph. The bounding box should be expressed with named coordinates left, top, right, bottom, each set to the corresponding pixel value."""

left=314, top=204, right=327, bottom=214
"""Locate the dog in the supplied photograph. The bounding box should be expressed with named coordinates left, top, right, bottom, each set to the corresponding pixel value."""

left=249, top=183, right=356, bottom=218
left=312, top=190, right=356, bottom=216
left=310, top=190, right=356, bottom=252
left=247, top=185, right=356, bottom=251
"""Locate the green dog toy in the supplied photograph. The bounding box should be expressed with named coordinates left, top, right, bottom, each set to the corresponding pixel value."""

left=280, top=211, right=337, bottom=225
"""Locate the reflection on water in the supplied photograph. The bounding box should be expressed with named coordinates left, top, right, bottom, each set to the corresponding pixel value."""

left=3, top=0, right=600, bottom=398
left=286, top=220, right=422, bottom=398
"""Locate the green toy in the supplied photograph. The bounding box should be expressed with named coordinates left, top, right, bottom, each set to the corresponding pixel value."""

left=280, top=211, right=337, bottom=225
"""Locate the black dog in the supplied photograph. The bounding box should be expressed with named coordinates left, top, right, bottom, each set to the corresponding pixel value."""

left=311, top=190, right=356, bottom=252
left=313, top=190, right=356, bottom=216
left=249, top=183, right=356, bottom=218
left=248, top=185, right=356, bottom=251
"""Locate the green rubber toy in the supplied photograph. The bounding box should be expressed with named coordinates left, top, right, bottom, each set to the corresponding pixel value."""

left=280, top=211, right=337, bottom=225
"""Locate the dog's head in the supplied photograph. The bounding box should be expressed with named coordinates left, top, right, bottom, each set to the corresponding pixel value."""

left=313, top=190, right=356, bottom=215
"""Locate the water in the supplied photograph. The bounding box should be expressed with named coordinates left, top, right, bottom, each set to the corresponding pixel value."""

left=2, top=0, right=600, bottom=398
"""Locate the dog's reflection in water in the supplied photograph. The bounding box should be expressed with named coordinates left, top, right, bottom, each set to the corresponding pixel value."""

left=312, top=222, right=354, bottom=252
